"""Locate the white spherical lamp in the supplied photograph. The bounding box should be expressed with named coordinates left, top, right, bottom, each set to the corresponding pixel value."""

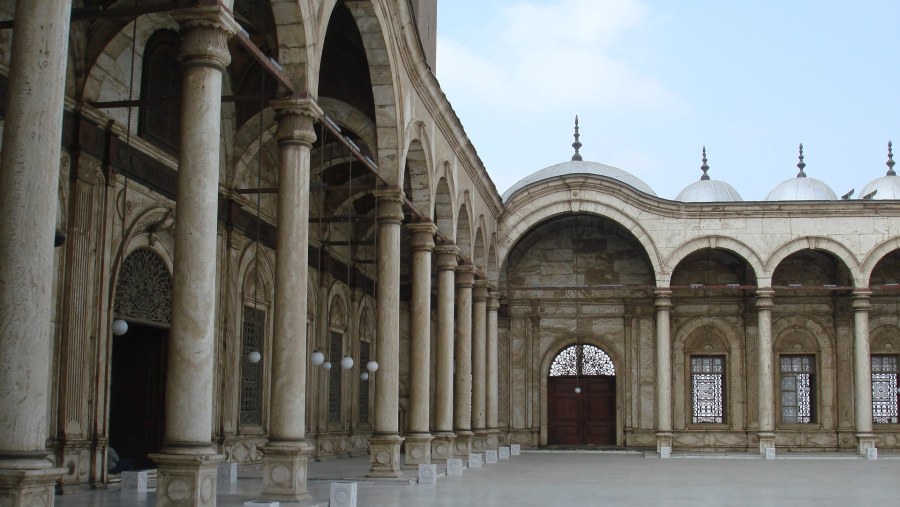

left=574, top=386, right=582, bottom=394
left=246, top=351, right=261, bottom=364
left=111, top=319, right=128, bottom=336
left=366, top=360, right=379, bottom=373
left=323, top=361, right=333, bottom=370
left=311, top=350, right=325, bottom=366
left=340, top=355, right=354, bottom=370
left=360, top=372, right=369, bottom=381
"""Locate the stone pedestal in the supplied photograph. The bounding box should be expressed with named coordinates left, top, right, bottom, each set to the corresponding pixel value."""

left=857, top=433, right=876, bottom=456
left=472, top=431, right=488, bottom=453
left=259, top=444, right=313, bottom=503
left=431, top=433, right=455, bottom=462
left=758, top=432, right=776, bottom=456
left=403, top=434, right=433, bottom=469
left=468, top=454, right=483, bottom=469
left=150, top=452, right=223, bottom=507
left=453, top=431, right=473, bottom=458
left=121, top=470, right=152, bottom=492
left=367, top=435, right=404, bottom=478
left=499, top=447, right=511, bottom=460
left=485, top=431, right=500, bottom=451
left=485, top=450, right=498, bottom=464
left=446, top=459, right=463, bottom=476
left=217, top=463, right=238, bottom=484
left=330, top=481, right=357, bottom=507
left=0, top=467, right=67, bottom=507
left=417, top=464, right=437, bottom=484
left=655, top=432, right=673, bottom=454
left=510, top=444, right=521, bottom=456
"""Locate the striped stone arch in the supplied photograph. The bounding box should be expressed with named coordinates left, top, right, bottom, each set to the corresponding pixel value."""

left=269, top=0, right=315, bottom=93
left=764, top=236, right=863, bottom=287
left=403, top=130, right=433, bottom=216
left=456, top=196, right=473, bottom=263
left=434, top=174, right=455, bottom=237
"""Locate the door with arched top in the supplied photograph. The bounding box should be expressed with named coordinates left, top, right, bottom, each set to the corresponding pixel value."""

left=548, top=344, right=616, bottom=446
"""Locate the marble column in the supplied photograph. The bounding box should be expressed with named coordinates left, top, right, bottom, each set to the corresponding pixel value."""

left=0, top=0, right=71, bottom=503
left=404, top=223, right=437, bottom=468
left=654, top=289, right=673, bottom=452
left=367, top=189, right=405, bottom=478
left=471, top=281, right=489, bottom=452
left=852, top=290, right=875, bottom=455
left=453, top=265, right=476, bottom=458
left=756, top=288, right=776, bottom=454
left=431, top=246, right=459, bottom=462
left=149, top=9, right=237, bottom=506
left=259, top=98, right=322, bottom=502
left=486, top=291, right=501, bottom=450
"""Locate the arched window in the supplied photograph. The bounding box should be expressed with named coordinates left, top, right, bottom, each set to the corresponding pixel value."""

left=550, top=344, right=615, bottom=377
left=114, top=248, right=172, bottom=325
left=140, top=30, right=182, bottom=154
left=240, top=266, right=269, bottom=427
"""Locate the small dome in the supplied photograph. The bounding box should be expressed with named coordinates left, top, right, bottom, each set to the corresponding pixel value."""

left=859, top=142, right=899, bottom=200
left=502, top=117, right=656, bottom=201
left=766, top=144, right=837, bottom=201
left=676, top=147, right=743, bottom=202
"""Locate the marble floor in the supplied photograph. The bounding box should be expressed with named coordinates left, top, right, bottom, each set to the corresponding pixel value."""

left=56, top=451, right=900, bottom=506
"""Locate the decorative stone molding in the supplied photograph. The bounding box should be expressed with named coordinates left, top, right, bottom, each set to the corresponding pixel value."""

left=149, top=452, right=222, bottom=507
left=259, top=443, right=313, bottom=503
left=430, top=433, right=455, bottom=462
left=366, top=435, right=404, bottom=478
left=173, top=7, right=239, bottom=71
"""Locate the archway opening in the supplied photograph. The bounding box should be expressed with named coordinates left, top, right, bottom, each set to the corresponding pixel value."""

left=109, top=248, right=172, bottom=470
left=548, top=344, right=616, bottom=446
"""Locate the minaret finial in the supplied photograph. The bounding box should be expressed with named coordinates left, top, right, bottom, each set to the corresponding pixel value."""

left=700, top=146, right=710, bottom=180
left=571, top=115, right=583, bottom=161
left=887, top=141, right=896, bottom=176
left=796, top=143, right=807, bottom=178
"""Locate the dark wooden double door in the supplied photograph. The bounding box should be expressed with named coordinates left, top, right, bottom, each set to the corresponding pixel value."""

left=548, top=376, right=616, bottom=446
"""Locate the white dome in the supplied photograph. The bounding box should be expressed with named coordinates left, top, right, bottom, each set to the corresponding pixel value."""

left=675, top=148, right=743, bottom=202
left=677, top=179, right=743, bottom=202
left=502, top=159, right=656, bottom=202
left=858, top=142, right=899, bottom=200
left=765, top=144, right=836, bottom=201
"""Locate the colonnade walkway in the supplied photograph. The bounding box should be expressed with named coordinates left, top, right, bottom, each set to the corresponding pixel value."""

left=56, top=450, right=900, bottom=506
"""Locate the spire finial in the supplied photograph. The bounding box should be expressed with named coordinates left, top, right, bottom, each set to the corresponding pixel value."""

left=796, top=143, right=807, bottom=178
left=571, top=115, right=583, bottom=161
left=887, top=141, right=896, bottom=176
left=700, top=146, right=710, bottom=180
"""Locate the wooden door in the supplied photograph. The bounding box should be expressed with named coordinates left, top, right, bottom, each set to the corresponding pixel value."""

left=109, top=323, right=167, bottom=469
left=548, top=376, right=616, bottom=446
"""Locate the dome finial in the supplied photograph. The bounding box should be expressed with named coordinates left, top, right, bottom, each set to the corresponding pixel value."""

left=571, top=115, right=583, bottom=161
left=887, top=141, right=896, bottom=176
left=796, top=143, right=807, bottom=178
left=700, top=146, right=710, bottom=181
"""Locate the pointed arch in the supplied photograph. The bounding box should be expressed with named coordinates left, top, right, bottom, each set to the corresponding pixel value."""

left=456, top=198, right=473, bottom=262
left=403, top=127, right=433, bottom=215
left=473, top=226, right=486, bottom=275
left=434, top=174, right=454, bottom=236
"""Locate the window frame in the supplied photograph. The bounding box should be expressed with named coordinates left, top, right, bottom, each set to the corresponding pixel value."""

left=690, top=355, right=727, bottom=425
left=778, top=354, right=817, bottom=426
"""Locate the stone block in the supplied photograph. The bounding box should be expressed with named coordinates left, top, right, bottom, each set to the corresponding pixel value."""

left=867, top=447, right=878, bottom=460
left=330, top=481, right=357, bottom=507
left=468, top=454, right=483, bottom=469
left=121, top=470, right=151, bottom=492
left=765, top=447, right=776, bottom=460
left=659, top=447, right=671, bottom=459
left=218, top=462, right=238, bottom=484
left=485, top=450, right=498, bottom=464
left=418, top=464, right=437, bottom=484
left=244, top=502, right=279, bottom=507
left=499, top=447, right=511, bottom=460
left=446, top=459, right=463, bottom=476
left=510, top=444, right=521, bottom=456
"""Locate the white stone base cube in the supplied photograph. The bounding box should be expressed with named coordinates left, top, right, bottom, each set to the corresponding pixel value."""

left=510, top=444, right=521, bottom=456
left=244, top=502, right=279, bottom=507
left=218, top=462, right=238, bottom=484
left=331, top=481, right=357, bottom=507
left=120, top=470, right=150, bottom=492
left=485, top=450, right=498, bottom=464
left=418, top=464, right=437, bottom=484
left=499, top=447, right=511, bottom=460
left=867, top=447, right=878, bottom=460
left=660, top=446, right=671, bottom=459
left=765, top=447, right=777, bottom=460
left=446, top=459, right=463, bottom=476
left=468, top=454, right=483, bottom=469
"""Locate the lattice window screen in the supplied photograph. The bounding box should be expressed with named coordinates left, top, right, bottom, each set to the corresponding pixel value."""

left=780, top=355, right=815, bottom=424
left=240, top=306, right=265, bottom=425
left=359, top=341, right=370, bottom=424
left=691, top=356, right=725, bottom=423
left=549, top=344, right=615, bottom=377
left=328, top=332, right=343, bottom=423
left=114, top=248, right=172, bottom=325
left=872, top=355, right=899, bottom=424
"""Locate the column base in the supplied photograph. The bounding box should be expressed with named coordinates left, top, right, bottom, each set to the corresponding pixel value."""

left=259, top=441, right=313, bottom=502
left=367, top=435, right=404, bottom=478
left=149, top=450, right=224, bottom=507
left=655, top=432, right=673, bottom=454
left=856, top=433, right=876, bottom=456
left=485, top=430, right=500, bottom=450
left=0, top=459, right=66, bottom=507
left=758, top=432, right=776, bottom=455
left=453, top=431, right=473, bottom=458
left=430, top=433, right=456, bottom=462
left=472, top=430, right=488, bottom=452
left=403, top=433, right=433, bottom=469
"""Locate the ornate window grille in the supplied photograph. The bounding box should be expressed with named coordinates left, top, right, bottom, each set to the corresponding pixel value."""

left=550, top=344, right=615, bottom=377
left=328, top=332, right=343, bottom=423
left=240, top=306, right=265, bottom=425
left=359, top=340, right=370, bottom=424
left=114, top=248, right=172, bottom=325
left=691, top=356, right=725, bottom=423
left=872, top=355, right=899, bottom=424
left=780, top=355, right=815, bottom=424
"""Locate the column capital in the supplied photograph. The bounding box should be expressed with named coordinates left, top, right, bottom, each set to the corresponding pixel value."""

left=435, top=245, right=460, bottom=270
left=272, top=97, right=322, bottom=146
left=755, top=287, right=775, bottom=308
left=408, top=222, right=438, bottom=252
left=654, top=288, right=672, bottom=308
left=375, top=188, right=405, bottom=224
left=473, top=281, right=490, bottom=301
left=487, top=293, right=501, bottom=311
left=852, top=289, right=873, bottom=311
left=174, top=6, right=239, bottom=70
left=455, top=264, right=476, bottom=287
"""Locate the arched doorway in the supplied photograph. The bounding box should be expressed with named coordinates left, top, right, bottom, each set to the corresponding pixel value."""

left=109, top=248, right=172, bottom=469
left=548, top=344, right=616, bottom=446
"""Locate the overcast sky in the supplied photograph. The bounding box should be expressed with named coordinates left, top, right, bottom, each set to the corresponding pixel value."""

left=436, top=0, right=899, bottom=201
